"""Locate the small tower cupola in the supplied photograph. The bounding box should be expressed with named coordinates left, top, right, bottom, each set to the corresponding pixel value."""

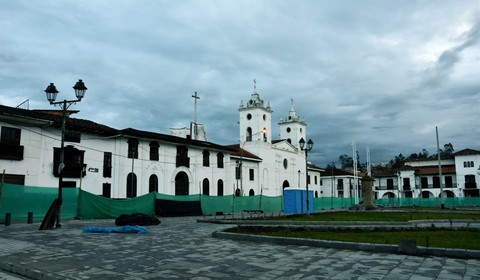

left=279, top=99, right=307, bottom=149
left=288, top=102, right=300, bottom=121
left=242, top=79, right=272, bottom=111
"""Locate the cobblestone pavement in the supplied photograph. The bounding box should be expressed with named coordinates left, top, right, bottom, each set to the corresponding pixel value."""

left=1, top=216, right=480, bottom=279
left=0, top=271, right=29, bottom=280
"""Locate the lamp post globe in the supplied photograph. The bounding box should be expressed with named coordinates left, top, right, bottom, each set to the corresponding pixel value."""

left=73, top=79, right=88, bottom=100
left=306, top=139, right=313, bottom=151
left=299, top=137, right=305, bottom=150
left=44, top=83, right=59, bottom=103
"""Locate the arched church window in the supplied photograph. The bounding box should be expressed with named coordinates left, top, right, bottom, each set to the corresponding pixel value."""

left=246, top=127, right=252, bottom=141
left=217, top=152, right=224, bottom=168
left=202, top=178, right=210, bottom=196
left=203, top=150, right=210, bottom=167
left=217, top=179, right=224, bottom=196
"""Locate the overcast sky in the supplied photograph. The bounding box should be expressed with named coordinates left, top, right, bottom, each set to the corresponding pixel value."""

left=1, top=1, right=479, bottom=167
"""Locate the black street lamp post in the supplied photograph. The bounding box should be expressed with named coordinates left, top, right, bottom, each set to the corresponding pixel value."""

left=41, top=80, right=87, bottom=229
left=299, top=137, right=313, bottom=215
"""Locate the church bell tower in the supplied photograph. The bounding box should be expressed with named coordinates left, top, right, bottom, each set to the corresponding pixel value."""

left=278, top=100, right=306, bottom=149
left=238, top=80, right=272, bottom=144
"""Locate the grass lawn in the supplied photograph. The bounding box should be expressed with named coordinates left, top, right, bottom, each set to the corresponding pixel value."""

left=227, top=226, right=480, bottom=250
left=229, top=210, right=480, bottom=250
left=276, top=211, right=480, bottom=222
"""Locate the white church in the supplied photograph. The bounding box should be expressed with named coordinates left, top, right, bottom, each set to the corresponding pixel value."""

left=0, top=84, right=323, bottom=201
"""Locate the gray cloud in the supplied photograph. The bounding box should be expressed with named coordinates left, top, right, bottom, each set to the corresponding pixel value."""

left=1, top=0, right=479, bottom=167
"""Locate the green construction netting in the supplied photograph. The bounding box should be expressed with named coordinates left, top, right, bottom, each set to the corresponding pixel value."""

left=156, top=193, right=201, bottom=201
left=0, top=183, right=78, bottom=222
left=78, top=190, right=156, bottom=219
left=3, top=183, right=480, bottom=222
left=155, top=193, right=283, bottom=215
left=200, top=195, right=283, bottom=214
left=314, top=197, right=359, bottom=210
left=376, top=197, right=480, bottom=207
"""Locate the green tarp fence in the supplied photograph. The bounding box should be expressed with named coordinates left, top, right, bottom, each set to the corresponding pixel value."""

left=3, top=183, right=480, bottom=222
left=314, top=197, right=360, bottom=210
left=78, top=190, right=156, bottom=219
left=376, top=197, right=480, bottom=208
left=199, top=194, right=283, bottom=215
left=0, top=183, right=79, bottom=222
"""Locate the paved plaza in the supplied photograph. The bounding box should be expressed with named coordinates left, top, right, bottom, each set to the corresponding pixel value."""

left=1, top=216, right=480, bottom=279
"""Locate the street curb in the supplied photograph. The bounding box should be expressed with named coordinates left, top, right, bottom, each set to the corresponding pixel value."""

left=212, top=231, right=480, bottom=259
left=198, top=218, right=480, bottom=226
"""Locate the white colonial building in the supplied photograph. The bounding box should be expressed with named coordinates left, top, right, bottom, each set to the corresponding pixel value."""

left=0, top=85, right=320, bottom=200
left=319, top=167, right=361, bottom=200
left=374, top=149, right=480, bottom=199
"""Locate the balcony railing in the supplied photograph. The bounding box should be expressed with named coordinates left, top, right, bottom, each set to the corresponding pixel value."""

left=465, top=182, right=477, bottom=189
left=375, top=185, right=398, bottom=191
left=176, top=156, right=190, bottom=168
left=0, top=143, right=24, bottom=160
left=54, top=163, right=87, bottom=178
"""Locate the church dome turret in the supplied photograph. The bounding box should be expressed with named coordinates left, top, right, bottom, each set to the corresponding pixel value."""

left=238, top=79, right=273, bottom=113
left=278, top=99, right=307, bottom=148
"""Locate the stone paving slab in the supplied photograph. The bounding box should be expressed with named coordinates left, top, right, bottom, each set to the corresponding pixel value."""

left=1, top=217, right=480, bottom=279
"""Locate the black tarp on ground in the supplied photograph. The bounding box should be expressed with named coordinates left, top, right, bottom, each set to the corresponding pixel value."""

left=115, top=213, right=161, bottom=226
left=155, top=199, right=202, bottom=217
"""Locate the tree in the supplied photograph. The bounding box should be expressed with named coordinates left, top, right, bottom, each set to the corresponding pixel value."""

left=408, top=153, right=418, bottom=160
left=441, top=143, right=454, bottom=156
left=325, top=162, right=336, bottom=169
left=389, top=153, right=406, bottom=169
left=338, top=154, right=353, bottom=169
left=419, top=149, right=429, bottom=158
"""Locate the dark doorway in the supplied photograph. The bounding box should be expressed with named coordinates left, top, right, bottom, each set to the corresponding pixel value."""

left=127, top=173, right=137, bottom=198
left=175, top=172, right=189, bottom=195
left=149, top=174, right=158, bottom=193
left=217, top=180, right=224, bottom=196
left=202, top=178, right=210, bottom=195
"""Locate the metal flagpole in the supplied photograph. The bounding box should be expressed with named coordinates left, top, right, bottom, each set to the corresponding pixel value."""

left=436, top=126, right=445, bottom=209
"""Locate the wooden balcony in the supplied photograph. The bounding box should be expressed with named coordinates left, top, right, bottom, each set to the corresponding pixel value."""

left=0, top=143, right=24, bottom=160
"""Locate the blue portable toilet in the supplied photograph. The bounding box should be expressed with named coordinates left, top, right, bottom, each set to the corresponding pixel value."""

left=283, top=187, right=314, bottom=215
